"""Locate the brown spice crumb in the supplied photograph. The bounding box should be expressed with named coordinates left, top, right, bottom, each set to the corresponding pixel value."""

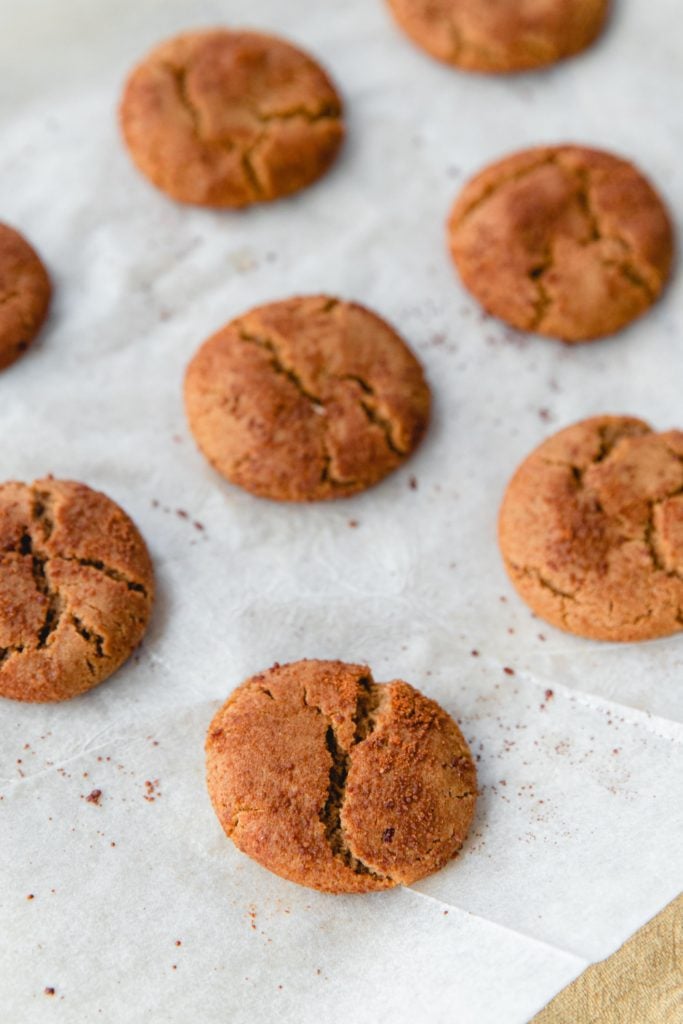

left=27, top=894, right=34, bottom=900
left=503, top=667, right=515, bottom=676
left=408, top=476, right=418, bottom=490
left=176, top=509, right=188, bottom=519
left=348, top=519, right=358, bottom=528
left=44, top=987, right=55, bottom=997
left=545, top=689, right=554, bottom=701
left=471, top=649, right=479, bottom=657
left=175, top=940, right=182, bottom=947
left=85, top=789, right=102, bottom=805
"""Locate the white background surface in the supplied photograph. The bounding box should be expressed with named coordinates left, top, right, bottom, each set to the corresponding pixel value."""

left=0, top=1, right=682, bottom=1021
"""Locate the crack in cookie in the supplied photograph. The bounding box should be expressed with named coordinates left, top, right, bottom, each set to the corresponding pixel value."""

left=120, top=29, right=344, bottom=208
left=500, top=416, right=683, bottom=641
left=0, top=479, right=154, bottom=702
left=206, top=661, right=476, bottom=893
left=185, top=296, right=429, bottom=501
left=449, top=146, right=673, bottom=342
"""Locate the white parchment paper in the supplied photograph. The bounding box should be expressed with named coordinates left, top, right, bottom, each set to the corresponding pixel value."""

left=1, top=1, right=682, bottom=1021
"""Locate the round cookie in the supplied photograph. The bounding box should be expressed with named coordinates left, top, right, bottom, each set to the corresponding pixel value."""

left=206, top=659, right=477, bottom=893
left=0, top=223, right=51, bottom=370
left=119, top=29, right=344, bottom=207
left=499, top=416, right=683, bottom=642
left=184, top=295, right=430, bottom=501
left=448, top=146, right=673, bottom=342
left=0, top=479, right=154, bottom=702
left=386, top=0, right=610, bottom=73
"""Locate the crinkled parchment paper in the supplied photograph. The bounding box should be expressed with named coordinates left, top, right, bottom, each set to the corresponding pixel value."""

left=0, top=1, right=682, bottom=1021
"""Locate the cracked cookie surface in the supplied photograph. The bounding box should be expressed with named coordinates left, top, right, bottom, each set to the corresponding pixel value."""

left=387, top=0, right=610, bottom=72
left=499, top=416, right=683, bottom=642
left=206, top=659, right=477, bottom=893
left=184, top=295, right=430, bottom=501
left=0, top=479, right=154, bottom=702
left=0, top=223, right=51, bottom=371
left=448, top=146, right=673, bottom=342
left=119, top=29, right=344, bottom=207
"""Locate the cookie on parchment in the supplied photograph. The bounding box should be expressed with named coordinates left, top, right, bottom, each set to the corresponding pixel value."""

left=0, top=223, right=51, bottom=371
left=499, top=416, right=683, bottom=642
left=206, top=659, right=477, bottom=893
left=448, top=146, right=673, bottom=342
left=184, top=296, right=430, bottom=501
left=119, top=29, right=344, bottom=207
left=386, top=0, right=610, bottom=73
left=0, top=479, right=154, bottom=702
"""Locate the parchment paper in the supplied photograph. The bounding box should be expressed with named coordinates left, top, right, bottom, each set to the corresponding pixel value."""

left=1, top=1, right=682, bottom=1021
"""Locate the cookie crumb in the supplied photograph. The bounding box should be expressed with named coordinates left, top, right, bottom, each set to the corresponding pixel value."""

left=503, top=667, right=515, bottom=676
left=44, top=988, right=55, bottom=997
left=85, top=789, right=102, bottom=805
left=544, top=689, right=554, bottom=701
left=26, top=894, right=34, bottom=900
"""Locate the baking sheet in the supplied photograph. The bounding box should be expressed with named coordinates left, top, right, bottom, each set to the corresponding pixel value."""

left=1, top=1, right=682, bottom=1021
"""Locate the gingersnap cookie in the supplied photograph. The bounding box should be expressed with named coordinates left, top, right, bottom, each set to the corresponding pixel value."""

left=184, top=296, right=430, bottom=501
left=386, top=0, right=609, bottom=72
left=499, top=416, right=683, bottom=642
left=206, top=659, right=476, bottom=893
left=119, top=29, right=344, bottom=207
left=0, top=223, right=51, bottom=371
left=0, top=479, right=154, bottom=702
left=448, top=146, right=673, bottom=342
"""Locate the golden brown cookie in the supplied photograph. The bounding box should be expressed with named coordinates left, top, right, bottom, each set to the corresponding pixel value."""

left=448, top=146, right=673, bottom=342
left=206, top=659, right=477, bottom=893
left=0, top=223, right=51, bottom=371
left=386, top=0, right=610, bottom=73
left=119, top=29, right=344, bottom=207
left=184, top=296, right=430, bottom=501
left=0, top=479, right=154, bottom=702
left=499, top=416, right=683, bottom=642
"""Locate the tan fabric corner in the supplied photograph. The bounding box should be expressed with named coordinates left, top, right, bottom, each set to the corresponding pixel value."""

left=532, top=894, right=683, bottom=1023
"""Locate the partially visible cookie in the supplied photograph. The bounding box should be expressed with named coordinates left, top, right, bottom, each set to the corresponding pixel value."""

left=184, top=295, right=430, bottom=501
left=0, top=224, right=51, bottom=370
left=499, top=416, right=683, bottom=642
left=386, top=0, right=610, bottom=72
left=119, top=29, right=344, bottom=207
left=448, top=146, right=673, bottom=342
left=0, top=479, right=154, bottom=702
left=206, top=659, right=477, bottom=893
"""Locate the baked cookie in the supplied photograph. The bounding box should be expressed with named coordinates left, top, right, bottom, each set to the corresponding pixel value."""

left=206, top=659, right=477, bottom=893
left=0, top=223, right=51, bottom=371
left=448, top=146, right=673, bottom=342
left=184, top=296, right=430, bottom=501
left=119, top=29, right=344, bottom=207
left=499, top=416, right=683, bottom=642
left=386, top=0, right=610, bottom=73
left=0, top=479, right=154, bottom=702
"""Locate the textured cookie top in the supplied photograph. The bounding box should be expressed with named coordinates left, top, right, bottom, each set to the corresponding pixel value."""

left=119, top=29, right=344, bottom=207
left=184, top=296, right=430, bottom=501
left=387, top=0, right=609, bottom=72
left=448, top=146, right=673, bottom=342
left=206, top=660, right=477, bottom=893
left=499, top=416, right=683, bottom=642
left=0, top=223, right=51, bottom=371
left=0, top=479, right=154, bottom=702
